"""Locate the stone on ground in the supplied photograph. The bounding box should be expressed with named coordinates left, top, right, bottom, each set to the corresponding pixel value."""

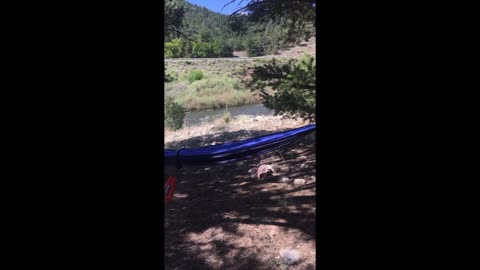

left=279, top=248, right=302, bottom=265
left=256, top=164, right=274, bottom=179
left=293, top=179, right=306, bottom=185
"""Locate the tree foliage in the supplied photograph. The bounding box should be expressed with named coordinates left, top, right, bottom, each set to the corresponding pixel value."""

left=164, top=0, right=313, bottom=58
left=246, top=37, right=266, bottom=56
left=164, top=38, right=184, bottom=58
left=247, top=54, right=316, bottom=121
left=226, top=0, right=316, bottom=120
left=229, top=0, right=316, bottom=31
left=164, top=0, right=186, bottom=37
left=164, top=0, right=317, bottom=126
left=165, top=38, right=232, bottom=58
left=228, top=0, right=316, bottom=46
left=164, top=97, right=185, bottom=130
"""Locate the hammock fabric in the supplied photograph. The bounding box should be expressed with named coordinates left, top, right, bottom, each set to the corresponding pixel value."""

left=164, top=124, right=316, bottom=168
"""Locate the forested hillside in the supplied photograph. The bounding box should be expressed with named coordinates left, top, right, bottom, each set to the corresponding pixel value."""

left=164, top=0, right=314, bottom=58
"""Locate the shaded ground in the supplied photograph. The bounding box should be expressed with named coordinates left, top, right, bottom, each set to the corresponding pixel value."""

left=165, top=115, right=312, bottom=148
left=164, top=130, right=316, bottom=270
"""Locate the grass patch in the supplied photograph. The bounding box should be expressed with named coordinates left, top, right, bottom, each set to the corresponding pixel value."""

left=212, top=116, right=229, bottom=131
left=169, top=74, right=261, bottom=111
left=235, top=114, right=251, bottom=123
left=165, top=58, right=296, bottom=111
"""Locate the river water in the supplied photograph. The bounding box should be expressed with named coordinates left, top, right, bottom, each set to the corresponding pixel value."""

left=184, top=103, right=273, bottom=126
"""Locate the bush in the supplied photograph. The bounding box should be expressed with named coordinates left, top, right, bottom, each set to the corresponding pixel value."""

left=164, top=97, right=185, bottom=130
left=187, top=69, right=203, bottom=83
left=164, top=38, right=184, bottom=58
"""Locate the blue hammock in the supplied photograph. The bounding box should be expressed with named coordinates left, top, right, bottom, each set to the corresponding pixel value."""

left=165, top=124, right=316, bottom=168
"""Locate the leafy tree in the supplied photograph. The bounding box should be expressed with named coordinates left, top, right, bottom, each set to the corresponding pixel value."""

left=191, top=42, right=208, bottom=58
left=228, top=14, right=249, bottom=36
left=228, top=0, right=316, bottom=47
left=164, top=38, right=184, bottom=58
left=189, top=40, right=231, bottom=58
left=226, top=0, right=316, bottom=120
left=165, top=0, right=315, bottom=58
left=229, top=0, right=315, bottom=34
left=164, top=0, right=186, bottom=38
left=219, top=43, right=234, bottom=57
left=198, top=27, right=213, bottom=42
left=247, top=54, right=316, bottom=121
left=246, top=37, right=266, bottom=56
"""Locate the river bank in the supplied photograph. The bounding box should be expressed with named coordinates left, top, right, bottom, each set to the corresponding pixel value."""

left=184, top=103, right=273, bottom=127
left=165, top=58, right=264, bottom=111
left=164, top=56, right=310, bottom=111
left=165, top=114, right=313, bottom=149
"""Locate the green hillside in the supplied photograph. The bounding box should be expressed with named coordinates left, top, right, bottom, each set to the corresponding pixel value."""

left=164, top=0, right=313, bottom=58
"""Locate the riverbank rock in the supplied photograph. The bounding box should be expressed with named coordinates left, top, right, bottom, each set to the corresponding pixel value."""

left=256, top=164, right=269, bottom=179
left=293, top=179, right=306, bottom=185
left=300, top=163, right=311, bottom=169
left=279, top=176, right=290, bottom=182
left=255, top=164, right=277, bottom=179
left=279, top=248, right=302, bottom=265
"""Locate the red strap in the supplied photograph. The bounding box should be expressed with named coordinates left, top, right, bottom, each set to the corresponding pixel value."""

left=164, top=176, right=177, bottom=201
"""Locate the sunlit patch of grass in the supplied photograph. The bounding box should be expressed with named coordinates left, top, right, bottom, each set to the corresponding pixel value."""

left=235, top=114, right=251, bottom=123
left=169, top=75, right=261, bottom=111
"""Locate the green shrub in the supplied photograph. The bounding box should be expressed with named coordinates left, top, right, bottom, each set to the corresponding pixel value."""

left=187, top=69, right=204, bottom=83
left=164, top=97, right=185, bottom=130
left=164, top=38, right=184, bottom=58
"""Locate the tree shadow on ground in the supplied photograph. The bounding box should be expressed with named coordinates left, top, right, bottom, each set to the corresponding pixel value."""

left=165, top=128, right=295, bottom=149
left=165, top=129, right=316, bottom=270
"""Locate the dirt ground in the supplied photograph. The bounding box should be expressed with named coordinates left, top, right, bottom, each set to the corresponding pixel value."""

left=164, top=127, right=316, bottom=270
left=165, top=115, right=312, bottom=148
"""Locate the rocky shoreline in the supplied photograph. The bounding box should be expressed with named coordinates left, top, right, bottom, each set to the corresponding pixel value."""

left=165, top=115, right=314, bottom=149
